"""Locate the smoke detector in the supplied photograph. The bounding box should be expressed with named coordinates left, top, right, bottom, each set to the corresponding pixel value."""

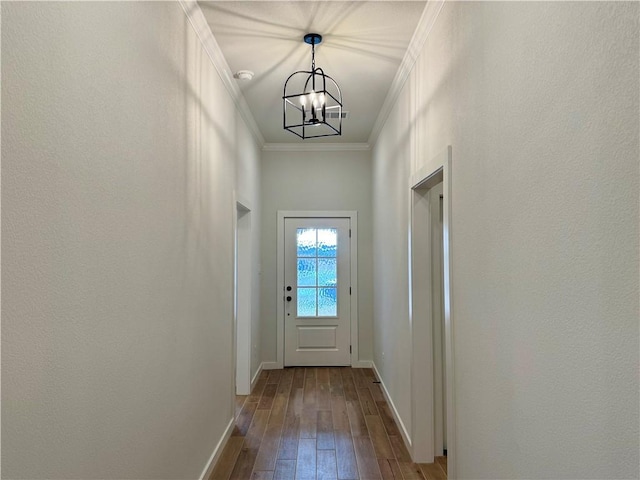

left=234, top=70, right=254, bottom=81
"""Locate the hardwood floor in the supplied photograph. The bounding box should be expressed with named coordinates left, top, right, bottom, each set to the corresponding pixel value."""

left=210, top=367, right=447, bottom=480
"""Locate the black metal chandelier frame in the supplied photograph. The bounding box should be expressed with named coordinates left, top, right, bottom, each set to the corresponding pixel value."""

left=283, top=33, right=343, bottom=139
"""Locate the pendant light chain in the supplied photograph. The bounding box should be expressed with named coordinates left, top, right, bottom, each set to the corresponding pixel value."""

left=311, top=42, right=316, bottom=91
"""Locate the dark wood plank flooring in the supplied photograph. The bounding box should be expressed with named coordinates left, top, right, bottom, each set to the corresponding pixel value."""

left=210, top=367, right=447, bottom=480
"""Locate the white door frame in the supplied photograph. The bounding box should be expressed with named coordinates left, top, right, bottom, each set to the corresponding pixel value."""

left=234, top=197, right=252, bottom=395
left=408, top=146, right=456, bottom=478
left=276, top=211, right=360, bottom=369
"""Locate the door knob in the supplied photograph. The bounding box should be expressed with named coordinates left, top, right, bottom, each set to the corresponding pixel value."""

left=286, top=296, right=292, bottom=302
left=286, top=286, right=292, bottom=291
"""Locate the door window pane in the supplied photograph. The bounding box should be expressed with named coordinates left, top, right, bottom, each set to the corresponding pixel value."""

left=297, top=228, right=317, bottom=257
left=317, top=229, right=337, bottom=257
left=318, top=258, right=337, bottom=287
left=297, top=288, right=316, bottom=317
left=297, top=258, right=316, bottom=286
left=295, top=227, right=339, bottom=317
left=318, top=288, right=337, bottom=316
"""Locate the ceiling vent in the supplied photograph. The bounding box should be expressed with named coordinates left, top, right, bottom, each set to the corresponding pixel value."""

left=280, top=109, right=348, bottom=120
left=326, top=110, right=349, bottom=119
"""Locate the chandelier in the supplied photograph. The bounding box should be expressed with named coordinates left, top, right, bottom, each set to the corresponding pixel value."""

left=283, top=33, right=343, bottom=139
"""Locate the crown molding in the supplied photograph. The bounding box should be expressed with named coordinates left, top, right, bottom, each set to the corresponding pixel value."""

left=179, top=1, right=265, bottom=147
left=262, top=143, right=370, bottom=152
left=367, top=0, right=446, bottom=147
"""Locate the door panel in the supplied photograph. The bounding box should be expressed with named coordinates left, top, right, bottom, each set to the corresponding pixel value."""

left=284, top=217, right=350, bottom=366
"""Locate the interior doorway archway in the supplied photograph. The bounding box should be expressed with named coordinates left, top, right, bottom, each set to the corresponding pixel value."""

left=408, top=146, right=456, bottom=476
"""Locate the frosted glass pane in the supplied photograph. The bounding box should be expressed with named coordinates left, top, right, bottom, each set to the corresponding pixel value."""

left=317, top=229, right=337, bottom=257
left=318, top=258, right=337, bottom=287
left=297, top=288, right=316, bottom=317
left=297, top=258, right=316, bottom=286
left=318, top=288, right=337, bottom=316
left=297, top=229, right=317, bottom=257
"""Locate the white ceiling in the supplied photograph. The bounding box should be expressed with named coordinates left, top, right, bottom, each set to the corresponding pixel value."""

left=198, top=1, right=427, bottom=144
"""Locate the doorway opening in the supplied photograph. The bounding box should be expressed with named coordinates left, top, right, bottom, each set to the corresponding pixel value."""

left=409, top=146, right=456, bottom=476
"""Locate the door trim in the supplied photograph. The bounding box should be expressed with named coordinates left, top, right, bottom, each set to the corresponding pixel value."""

left=234, top=200, right=252, bottom=395
left=276, top=211, right=359, bottom=369
left=408, top=146, right=456, bottom=478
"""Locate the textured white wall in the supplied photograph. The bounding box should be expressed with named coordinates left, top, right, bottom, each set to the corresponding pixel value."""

left=260, top=150, right=373, bottom=365
left=2, top=2, right=261, bottom=478
left=372, top=2, right=639, bottom=478
left=372, top=90, right=413, bottom=437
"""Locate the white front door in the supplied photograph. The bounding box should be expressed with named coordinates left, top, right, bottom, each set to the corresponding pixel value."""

left=284, top=217, right=351, bottom=366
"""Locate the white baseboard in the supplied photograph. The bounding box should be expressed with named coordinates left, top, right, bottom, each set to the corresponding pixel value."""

left=258, top=361, right=372, bottom=369
left=250, top=362, right=264, bottom=391
left=261, top=361, right=280, bottom=370
left=199, top=416, right=235, bottom=480
left=352, top=360, right=373, bottom=368
left=372, top=362, right=413, bottom=452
